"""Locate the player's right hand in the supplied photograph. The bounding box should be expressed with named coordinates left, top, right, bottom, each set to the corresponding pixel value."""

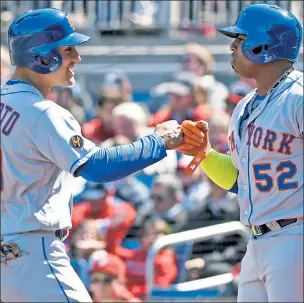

left=178, top=120, right=211, bottom=156
left=155, top=120, right=184, bottom=150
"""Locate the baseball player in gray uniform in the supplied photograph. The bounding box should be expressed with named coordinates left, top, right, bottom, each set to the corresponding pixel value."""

left=179, top=3, right=303, bottom=302
left=0, top=8, right=187, bottom=303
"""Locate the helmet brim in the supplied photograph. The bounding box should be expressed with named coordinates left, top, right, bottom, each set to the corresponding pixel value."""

left=58, top=32, right=90, bottom=46
left=34, top=32, right=90, bottom=55
left=218, top=25, right=247, bottom=38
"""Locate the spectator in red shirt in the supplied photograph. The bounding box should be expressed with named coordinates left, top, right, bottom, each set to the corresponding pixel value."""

left=89, top=250, right=141, bottom=302
left=71, top=184, right=136, bottom=259
left=81, top=70, right=133, bottom=144
left=107, top=219, right=178, bottom=300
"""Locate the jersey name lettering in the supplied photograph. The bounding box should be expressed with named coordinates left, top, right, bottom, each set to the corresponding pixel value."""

left=0, top=101, right=20, bottom=136
left=228, top=125, right=296, bottom=155
left=246, top=125, right=295, bottom=154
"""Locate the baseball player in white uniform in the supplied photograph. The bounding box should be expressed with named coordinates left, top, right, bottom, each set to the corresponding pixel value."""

left=0, top=8, right=186, bottom=303
left=178, top=3, right=303, bottom=302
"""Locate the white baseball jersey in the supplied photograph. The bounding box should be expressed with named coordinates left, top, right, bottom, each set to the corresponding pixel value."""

left=0, top=80, right=97, bottom=235
left=228, top=70, right=303, bottom=226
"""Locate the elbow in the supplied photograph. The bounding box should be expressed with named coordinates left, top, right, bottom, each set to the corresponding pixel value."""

left=76, top=161, right=119, bottom=183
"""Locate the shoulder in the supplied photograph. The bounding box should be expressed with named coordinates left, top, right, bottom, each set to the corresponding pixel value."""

left=289, top=71, right=303, bottom=98
left=278, top=70, right=303, bottom=99
left=33, top=100, right=77, bottom=125
left=292, top=70, right=303, bottom=88
left=32, top=99, right=70, bottom=116
left=278, top=71, right=303, bottom=107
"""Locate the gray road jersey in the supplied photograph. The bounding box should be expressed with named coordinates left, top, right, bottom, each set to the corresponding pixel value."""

left=228, top=70, right=303, bottom=226
left=1, top=80, right=97, bottom=235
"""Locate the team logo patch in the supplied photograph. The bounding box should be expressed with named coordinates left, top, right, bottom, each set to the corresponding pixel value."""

left=70, top=135, right=84, bottom=148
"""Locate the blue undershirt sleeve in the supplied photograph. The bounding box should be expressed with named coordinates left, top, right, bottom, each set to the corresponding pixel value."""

left=76, top=133, right=167, bottom=183
left=228, top=180, right=239, bottom=194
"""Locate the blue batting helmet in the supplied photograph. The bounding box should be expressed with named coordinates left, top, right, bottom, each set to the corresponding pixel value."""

left=8, top=8, right=90, bottom=74
left=218, top=4, right=303, bottom=64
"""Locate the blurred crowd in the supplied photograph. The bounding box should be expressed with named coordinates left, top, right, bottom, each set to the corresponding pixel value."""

left=1, top=41, right=255, bottom=302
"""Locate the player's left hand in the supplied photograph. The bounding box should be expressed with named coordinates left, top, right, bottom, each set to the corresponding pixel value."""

left=178, top=120, right=211, bottom=156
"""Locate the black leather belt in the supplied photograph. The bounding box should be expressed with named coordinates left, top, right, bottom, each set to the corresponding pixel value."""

left=55, top=229, right=69, bottom=241
left=252, top=218, right=297, bottom=238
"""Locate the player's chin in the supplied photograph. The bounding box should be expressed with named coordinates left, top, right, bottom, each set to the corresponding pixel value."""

left=65, top=75, right=75, bottom=86
left=231, top=64, right=242, bottom=77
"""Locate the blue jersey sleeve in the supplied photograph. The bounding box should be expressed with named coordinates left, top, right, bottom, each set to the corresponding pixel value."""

left=76, top=133, right=167, bottom=183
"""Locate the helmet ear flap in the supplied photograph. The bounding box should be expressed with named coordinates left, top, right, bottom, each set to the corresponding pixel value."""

left=31, top=48, right=62, bottom=74
left=252, top=44, right=269, bottom=54
left=35, top=55, right=51, bottom=66
left=242, top=41, right=275, bottom=64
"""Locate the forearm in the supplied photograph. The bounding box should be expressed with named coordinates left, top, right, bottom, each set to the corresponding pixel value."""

left=200, top=149, right=238, bottom=191
left=76, top=133, right=166, bottom=182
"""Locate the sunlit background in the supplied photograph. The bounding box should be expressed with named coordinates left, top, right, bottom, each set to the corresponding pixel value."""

left=1, top=1, right=303, bottom=302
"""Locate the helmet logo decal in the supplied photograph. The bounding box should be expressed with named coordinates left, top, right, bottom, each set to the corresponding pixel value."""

left=67, top=16, right=75, bottom=30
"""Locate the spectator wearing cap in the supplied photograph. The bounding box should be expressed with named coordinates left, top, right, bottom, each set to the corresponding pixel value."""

left=81, top=70, right=132, bottom=144
left=71, top=183, right=136, bottom=260
left=100, top=70, right=133, bottom=104
left=1, top=44, right=11, bottom=84
left=148, top=174, right=188, bottom=232
left=149, top=76, right=213, bottom=127
left=225, top=80, right=255, bottom=116
left=101, top=102, right=149, bottom=145
left=106, top=219, right=178, bottom=300
left=183, top=43, right=214, bottom=77
left=181, top=43, right=229, bottom=113
left=89, top=250, right=140, bottom=302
